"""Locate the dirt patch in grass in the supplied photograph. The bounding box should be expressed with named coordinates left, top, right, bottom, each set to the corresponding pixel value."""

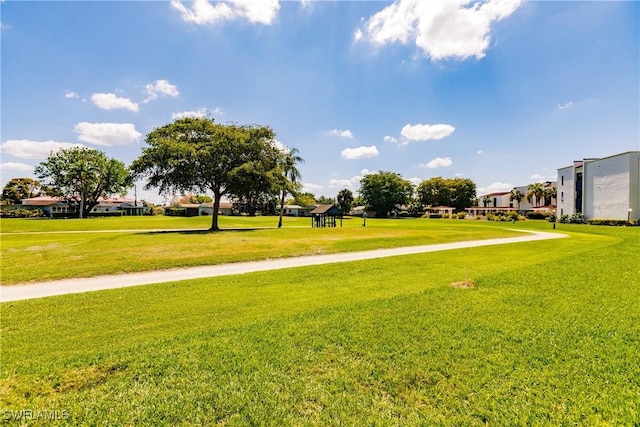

left=450, top=280, right=475, bottom=289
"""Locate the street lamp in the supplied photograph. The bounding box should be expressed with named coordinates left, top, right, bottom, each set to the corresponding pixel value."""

left=552, top=210, right=556, bottom=229
left=363, top=211, right=367, bottom=227
left=628, top=208, right=633, bottom=225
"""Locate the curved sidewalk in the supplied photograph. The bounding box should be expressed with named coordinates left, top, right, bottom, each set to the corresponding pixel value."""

left=0, top=230, right=567, bottom=302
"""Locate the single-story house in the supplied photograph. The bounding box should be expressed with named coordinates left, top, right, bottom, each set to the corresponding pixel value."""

left=20, top=196, right=146, bottom=217
left=429, top=206, right=455, bottom=217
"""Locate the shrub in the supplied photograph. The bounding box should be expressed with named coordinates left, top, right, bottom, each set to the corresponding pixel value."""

left=507, top=211, right=522, bottom=221
left=526, top=212, right=550, bottom=220
left=559, top=213, right=585, bottom=224
left=587, top=218, right=638, bottom=226
left=456, top=212, right=467, bottom=219
left=0, top=208, right=46, bottom=218
left=428, top=213, right=443, bottom=219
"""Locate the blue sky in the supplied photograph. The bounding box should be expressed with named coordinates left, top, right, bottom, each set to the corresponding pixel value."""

left=2, top=0, right=638, bottom=204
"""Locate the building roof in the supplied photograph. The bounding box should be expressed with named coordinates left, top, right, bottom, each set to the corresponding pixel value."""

left=310, top=204, right=340, bottom=214
left=481, top=192, right=510, bottom=197
left=21, top=196, right=65, bottom=206
left=200, top=202, right=233, bottom=209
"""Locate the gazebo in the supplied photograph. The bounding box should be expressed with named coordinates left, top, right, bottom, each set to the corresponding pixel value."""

left=310, top=204, right=342, bottom=228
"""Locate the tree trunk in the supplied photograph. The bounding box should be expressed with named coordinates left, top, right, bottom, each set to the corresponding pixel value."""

left=278, top=190, right=285, bottom=228
left=211, top=194, right=221, bottom=231
left=79, top=192, right=85, bottom=219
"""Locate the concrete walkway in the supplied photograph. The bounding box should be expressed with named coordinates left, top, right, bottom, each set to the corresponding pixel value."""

left=0, top=230, right=567, bottom=302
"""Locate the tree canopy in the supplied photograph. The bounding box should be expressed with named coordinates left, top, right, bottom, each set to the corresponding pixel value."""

left=1, top=178, right=45, bottom=204
left=34, top=147, right=132, bottom=218
left=359, top=171, right=414, bottom=217
left=337, top=188, right=354, bottom=214
left=416, top=177, right=476, bottom=211
left=130, top=117, right=282, bottom=231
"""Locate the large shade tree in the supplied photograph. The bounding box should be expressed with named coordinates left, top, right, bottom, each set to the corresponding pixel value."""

left=359, top=171, right=414, bottom=217
left=131, top=117, right=282, bottom=231
left=277, top=147, right=304, bottom=228
left=1, top=178, right=45, bottom=204
left=34, top=147, right=132, bottom=218
left=416, top=177, right=476, bottom=211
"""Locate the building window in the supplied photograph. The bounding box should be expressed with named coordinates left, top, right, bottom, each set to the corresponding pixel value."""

left=561, top=192, right=563, bottom=202
left=561, top=175, right=564, bottom=185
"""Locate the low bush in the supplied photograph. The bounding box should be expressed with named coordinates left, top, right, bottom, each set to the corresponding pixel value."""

left=526, top=212, right=550, bottom=220
left=487, top=211, right=522, bottom=222
left=455, top=212, right=467, bottom=219
left=559, top=213, right=585, bottom=224
left=0, top=208, right=46, bottom=218
left=587, top=218, right=638, bottom=226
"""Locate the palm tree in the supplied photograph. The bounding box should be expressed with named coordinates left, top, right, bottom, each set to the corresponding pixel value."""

left=482, top=195, right=491, bottom=208
left=510, top=189, right=523, bottom=210
left=544, top=187, right=557, bottom=206
left=526, top=183, right=544, bottom=208
left=277, top=148, right=304, bottom=228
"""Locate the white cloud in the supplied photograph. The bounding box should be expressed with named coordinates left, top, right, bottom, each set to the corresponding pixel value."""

left=341, top=145, right=379, bottom=160
left=301, top=182, right=323, bottom=192
left=477, top=181, right=513, bottom=196
left=408, top=177, right=422, bottom=187
left=477, top=150, right=484, bottom=155
left=74, top=122, right=142, bottom=146
left=64, top=91, right=79, bottom=99
left=144, top=79, right=179, bottom=102
left=172, top=107, right=223, bottom=120
left=1, top=162, right=34, bottom=173
left=171, top=0, right=280, bottom=25
left=454, top=172, right=466, bottom=178
left=421, top=157, right=453, bottom=169
left=91, top=93, right=139, bottom=112
left=172, top=108, right=207, bottom=120
left=272, top=139, right=289, bottom=153
left=356, top=0, right=522, bottom=60
left=329, top=179, right=354, bottom=188
left=529, top=174, right=545, bottom=180
left=354, top=28, right=364, bottom=42
left=329, top=129, right=354, bottom=139
left=1, top=140, right=85, bottom=159
left=401, top=123, right=455, bottom=141
left=384, top=135, right=398, bottom=143
left=557, top=101, right=574, bottom=110
left=328, top=169, right=376, bottom=189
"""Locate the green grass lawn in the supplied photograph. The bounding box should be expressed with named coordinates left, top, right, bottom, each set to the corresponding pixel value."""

left=1, top=217, right=520, bottom=284
left=1, top=222, right=638, bottom=425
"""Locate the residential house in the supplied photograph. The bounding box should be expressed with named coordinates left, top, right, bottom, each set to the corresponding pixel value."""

left=466, top=192, right=512, bottom=217
left=20, top=196, right=70, bottom=217
left=557, top=151, right=640, bottom=220
left=20, top=196, right=146, bottom=217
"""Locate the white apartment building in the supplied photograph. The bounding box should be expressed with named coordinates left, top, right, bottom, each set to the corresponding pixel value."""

left=557, top=151, right=640, bottom=220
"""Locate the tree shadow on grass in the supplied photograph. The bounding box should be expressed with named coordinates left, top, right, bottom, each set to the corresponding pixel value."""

left=137, top=228, right=275, bottom=235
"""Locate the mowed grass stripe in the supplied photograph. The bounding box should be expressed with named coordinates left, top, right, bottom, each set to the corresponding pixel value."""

left=1, top=224, right=638, bottom=424
left=1, top=218, right=520, bottom=284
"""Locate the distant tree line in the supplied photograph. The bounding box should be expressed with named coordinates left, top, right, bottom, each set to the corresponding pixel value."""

left=3, top=116, right=481, bottom=225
